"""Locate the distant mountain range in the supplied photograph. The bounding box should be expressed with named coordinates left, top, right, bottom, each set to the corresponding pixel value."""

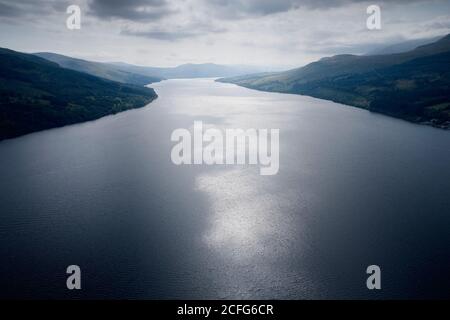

left=0, top=48, right=157, bottom=140
left=109, top=62, right=271, bottom=79
left=34, top=52, right=163, bottom=86
left=366, top=36, right=443, bottom=55
left=218, top=34, right=450, bottom=129
left=34, top=52, right=270, bottom=81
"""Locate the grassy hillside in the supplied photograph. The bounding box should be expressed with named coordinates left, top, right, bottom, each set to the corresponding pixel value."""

left=34, top=52, right=163, bottom=86
left=0, top=48, right=157, bottom=140
left=218, top=34, right=450, bottom=129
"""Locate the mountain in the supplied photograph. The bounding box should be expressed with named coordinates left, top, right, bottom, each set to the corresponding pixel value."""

left=110, top=62, right=271, bottom=79
left=0, top=48, right=157, bottom=140
left=366, top=36, right=443, bottom=55
left=34, top=52, right=163, bottom=86
left=34, top=52, right=276, bottom=80
left=218, top=34, right=450, bottom=129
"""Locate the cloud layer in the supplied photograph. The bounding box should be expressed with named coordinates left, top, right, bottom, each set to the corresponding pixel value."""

left=0, top=0, right=449, bottom=67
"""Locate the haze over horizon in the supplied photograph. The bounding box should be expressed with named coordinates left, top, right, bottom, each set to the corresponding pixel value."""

left=0, top=0, right=450, bottom=68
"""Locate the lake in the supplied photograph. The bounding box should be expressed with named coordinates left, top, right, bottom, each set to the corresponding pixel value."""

left=0, top=78, right=449, bottom=299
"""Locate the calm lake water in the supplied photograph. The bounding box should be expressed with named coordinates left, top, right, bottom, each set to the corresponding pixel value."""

left=0, top=79, right=449, bottom=299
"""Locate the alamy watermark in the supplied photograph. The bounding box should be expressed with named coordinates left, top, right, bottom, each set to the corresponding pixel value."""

left=366, top=265, right=381, bottom=290
left=170, top=121, right=279, bottom=175
left=66, top=5, right=81, bottom=30
left=66, top=265, right=81, bottom=290
left=366, top=4, right=381, bottom=30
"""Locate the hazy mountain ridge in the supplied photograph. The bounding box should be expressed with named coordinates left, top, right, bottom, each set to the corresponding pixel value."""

left=366, top=36, right=443, bottom=55
left=34, top=51, right=272, bottom=81
left=34, top=52, right=163, bottom=86
left=218, top=34, right=450, bottom=129
left=0, top=48, right=157, bottom=140
left=110, top=62, right=273, bottom=79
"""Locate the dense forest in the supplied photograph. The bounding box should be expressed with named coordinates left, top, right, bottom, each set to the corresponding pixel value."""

left=0, top=48, right=157, bottom=140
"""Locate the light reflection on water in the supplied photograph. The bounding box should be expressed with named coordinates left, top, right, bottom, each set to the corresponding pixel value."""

left=197, top=168, right=301, bottom=262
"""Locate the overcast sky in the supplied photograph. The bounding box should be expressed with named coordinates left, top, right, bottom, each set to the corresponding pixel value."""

left=0, top=0, right=449, bottom=68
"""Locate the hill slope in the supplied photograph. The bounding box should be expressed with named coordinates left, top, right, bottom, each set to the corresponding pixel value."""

left=366, top=36, right=443, bottom=55
left=34, top=52, right=163, bottom=86
left=0, top=48, right=157, bottom=140
left=219, top=35, right=450, bottom=129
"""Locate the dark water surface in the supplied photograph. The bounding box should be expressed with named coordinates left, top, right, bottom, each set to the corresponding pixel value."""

left=0, top=79, right=449, bottom=299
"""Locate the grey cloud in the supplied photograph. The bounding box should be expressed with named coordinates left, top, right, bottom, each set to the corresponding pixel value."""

left=203, top=0, right=427, bottom=19
left=0, top=0, right=429, bottom=22
left=206, top=0, right=299, bottom=17
left=88, top=0, right=174, bottom=21
left=122, top=29, right=200, bottom=40
left=0, top=0, right=70, bottom=18
left=0, top=1, right=21, bottom=17
left=121, top=22, right=226, bottom=41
